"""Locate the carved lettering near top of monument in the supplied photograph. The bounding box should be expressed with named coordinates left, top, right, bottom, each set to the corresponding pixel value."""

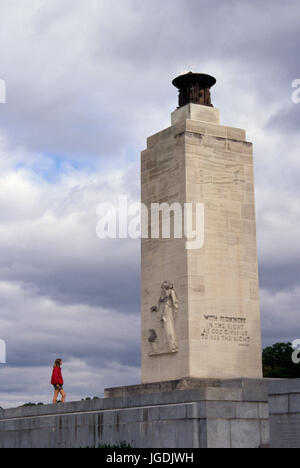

left=148, top=281, right=179, bottom=356
left=200, top=315, right=251, bottom=347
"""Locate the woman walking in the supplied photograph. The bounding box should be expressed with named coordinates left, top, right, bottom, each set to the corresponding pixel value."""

left=51, top=359, right=66, bottom=404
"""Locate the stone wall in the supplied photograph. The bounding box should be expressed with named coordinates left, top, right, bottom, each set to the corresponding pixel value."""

left=0, top=379, right=269, bottom=449
left=268, top=379, right=300, bottom=448
left=1, top=378, right=299, bottom=448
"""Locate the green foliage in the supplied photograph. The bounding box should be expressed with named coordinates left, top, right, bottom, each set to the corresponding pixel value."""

left=21, top=402, right=44, bottom=407
left=263, top=342, right=300, bottom=378
left=81, top=397, right=100, bottom=401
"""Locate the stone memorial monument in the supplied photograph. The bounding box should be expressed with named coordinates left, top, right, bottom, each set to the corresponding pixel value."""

left=141, top=72, right=263, bottom=383
left=6, top=72, right=295, bottom=449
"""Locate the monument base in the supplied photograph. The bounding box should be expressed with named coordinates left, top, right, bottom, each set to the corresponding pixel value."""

left=5, top=377, right=300, bottom=448
left=104, top=377, right=268, bottom=398
left=0, top=379, right=272, bottom=448
left=103, top=378, right=270, bottom=448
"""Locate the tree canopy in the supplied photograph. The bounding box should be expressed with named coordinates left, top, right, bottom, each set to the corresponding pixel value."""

left=263, top=342, right=300, bottom=378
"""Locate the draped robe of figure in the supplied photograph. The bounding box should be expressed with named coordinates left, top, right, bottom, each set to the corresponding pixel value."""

left=158, top=282, right=179, bottom=353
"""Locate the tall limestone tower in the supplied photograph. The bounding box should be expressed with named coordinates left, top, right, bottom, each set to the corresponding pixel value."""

left=141, top=72, right=262, bottom=383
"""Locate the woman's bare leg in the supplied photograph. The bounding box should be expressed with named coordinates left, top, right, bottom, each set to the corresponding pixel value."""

left=60, top=389, right=66, bottom=403
left=52, top=389, right=60, bottom=404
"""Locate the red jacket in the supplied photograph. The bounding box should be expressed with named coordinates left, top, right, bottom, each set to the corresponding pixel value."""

left=51, top=366, right=63, bottom=385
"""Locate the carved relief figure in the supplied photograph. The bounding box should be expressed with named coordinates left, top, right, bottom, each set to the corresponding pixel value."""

left=159, top=281, right=179, bottom=352
left=148, top=281, right=179, bottom=355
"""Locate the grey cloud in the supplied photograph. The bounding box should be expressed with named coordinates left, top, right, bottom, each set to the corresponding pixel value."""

left=0, top=0, right=299, bottom=161
left=0, top=0, right=299, bottom=408
left=0, top=239, right=140, bottom=311
left=0, top=280, right=140, bottom=371
left=266, top=103, right=300, bottom=133
left=261, top=286, right=300, bottom=347
left=259, top=262, right=300, bottom=295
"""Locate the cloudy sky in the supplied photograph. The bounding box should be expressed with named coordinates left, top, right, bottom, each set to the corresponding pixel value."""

left=0, top=0, right=299, bottom=408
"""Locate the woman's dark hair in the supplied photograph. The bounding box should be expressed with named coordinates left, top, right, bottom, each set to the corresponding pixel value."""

left=53, top=359, right=62, bottom=368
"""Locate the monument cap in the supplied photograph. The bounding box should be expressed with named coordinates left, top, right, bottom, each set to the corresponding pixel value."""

left=172, top=72, right=216, bottom=108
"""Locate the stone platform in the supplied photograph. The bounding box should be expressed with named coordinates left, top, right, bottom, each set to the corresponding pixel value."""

left=104, top=377, right=268, bottom=399
left=0, top=378, right=270, bottom=448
